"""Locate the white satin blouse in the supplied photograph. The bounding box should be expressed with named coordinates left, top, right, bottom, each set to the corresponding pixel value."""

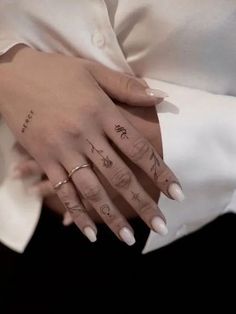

left=0, top=0, right=236, bottom=253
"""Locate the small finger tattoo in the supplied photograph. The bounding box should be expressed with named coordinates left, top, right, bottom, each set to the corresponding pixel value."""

left=131, top=191, right=148, bottom=213
left=21, top=110, right=34, bottom=133
left=150, top=150, right=160, bottom=182
left=115, top=125, right=128, bottom=139
left=65, top=201, right=87, bottom=214
left=131, top=191, right=142, bottom=203
left=86, top=139, right=113, bottom=168
left=100, top=204, right=113, bottom=218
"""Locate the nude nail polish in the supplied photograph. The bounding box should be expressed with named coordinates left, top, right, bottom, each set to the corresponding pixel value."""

left=119, top=227, right=136, bottom=246
left=145, top=88, right=169, bottom=99
left=84, top=227, right=97, bottom=243
left=168, top=183, right=185, bottom=202
left=151, top=217, right=168, bottom=236
left=63, top=212, right=73, bottom=226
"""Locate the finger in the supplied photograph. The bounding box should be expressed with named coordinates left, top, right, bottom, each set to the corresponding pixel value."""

left=63, top=211, right=73, bottom=226
left=84, top=137, right=168, bottom=235
left=27, top=180, right=55, bottom=197
left=13, top=142, right=30, bottom=157
left=45, top=163, right=97, bottom=243
left=13, top=159, right=44, bottom=178
left=62, top=155, right=136, bottom=246
left=87, top=62, right=168, bottom=106
left=102, top=108, right=185, bottom=202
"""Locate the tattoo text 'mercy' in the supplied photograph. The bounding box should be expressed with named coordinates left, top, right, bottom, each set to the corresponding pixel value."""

left=21, top=110, right=34, bottom=133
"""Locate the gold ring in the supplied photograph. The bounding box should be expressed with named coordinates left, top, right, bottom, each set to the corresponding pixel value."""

left=54, top=178, right=70, bottom=190
left=68, top=163, right=91, bottom=178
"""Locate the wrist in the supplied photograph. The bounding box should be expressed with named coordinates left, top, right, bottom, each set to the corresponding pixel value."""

left=0, top=44, right=32, bottom=113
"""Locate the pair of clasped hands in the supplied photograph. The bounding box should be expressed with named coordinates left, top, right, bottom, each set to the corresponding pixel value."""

left=0, top=45, right=185, bottom=246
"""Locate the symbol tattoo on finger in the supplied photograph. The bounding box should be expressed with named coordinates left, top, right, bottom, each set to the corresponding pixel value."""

left=100, top=204, right=113, bottom=218
left=115, top=125, right=128, bottom=139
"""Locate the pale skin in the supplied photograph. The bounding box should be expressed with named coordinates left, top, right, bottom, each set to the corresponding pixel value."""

left=14, top=103, right=162, bottom=226
left=0, top=45, right=183, bottom=244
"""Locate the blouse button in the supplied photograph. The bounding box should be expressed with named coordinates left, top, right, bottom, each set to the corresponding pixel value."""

left=92, top=32, right=105, bottom=48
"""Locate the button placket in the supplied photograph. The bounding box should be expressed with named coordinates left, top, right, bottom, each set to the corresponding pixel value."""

left=91, top=31, right=105, bottom=48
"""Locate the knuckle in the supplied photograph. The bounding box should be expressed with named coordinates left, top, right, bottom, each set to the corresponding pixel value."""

left=139, top=201, right=155, bottom=214
left=154, top=167, right=172, bottom=184
left=111, top=168, right=133, bottom=189
left=85, top=101, right=100, bottom=116
left=81, top=182, right=102, bottom=202
left=129, top=138, right=150, bottom=161
left=57, top=183, right=71, bottom=203
left=123, top=76, right=134, bottom=93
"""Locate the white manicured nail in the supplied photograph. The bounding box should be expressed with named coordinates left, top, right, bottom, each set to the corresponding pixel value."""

left=168, top=183, right=185, bottom=202
left=84, top=227, right=97, bottom=243
left=63, top=212, right=73, bottom=226
left=151, top=217, right=168, bottom=235
left=146, top=88, right=169, bottom=98
left=119, top=227, right=136, bottom=246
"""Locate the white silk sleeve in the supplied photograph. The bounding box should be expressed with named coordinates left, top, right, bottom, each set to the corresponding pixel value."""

left=143, top=79, right=236, bottom=254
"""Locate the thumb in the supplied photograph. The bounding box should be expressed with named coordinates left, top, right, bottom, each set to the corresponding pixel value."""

left=87, top=62, right=168, bottom=106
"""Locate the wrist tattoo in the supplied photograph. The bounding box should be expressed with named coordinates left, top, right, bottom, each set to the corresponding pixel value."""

left=115, top=125, right=128, bottom=139
left=100, top=204, right=113, bottom=219
left=21, top=110, right=34, bottom=133
left=65, top=201, right=87, bottom=214
left=86, top=139, right=113, bottom=168
left=150, top=150, right=160, bottom=182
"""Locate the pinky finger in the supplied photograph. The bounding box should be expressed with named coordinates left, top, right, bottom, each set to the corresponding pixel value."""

left=47, top=164, right=98, bottom=243
left=63, top=211, right=73, bottom=226
left=28, top=180, right=55, bottom=197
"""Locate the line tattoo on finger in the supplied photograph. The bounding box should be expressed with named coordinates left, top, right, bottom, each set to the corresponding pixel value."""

left=150, top=149, right=160, bottom=182
left=86, top=139, right=113, bottom=168
left=64, top=201, right=87, bottom=214
left=115, top=124, right=128, bottom=139
left=21, top=110, right=34, bottom=133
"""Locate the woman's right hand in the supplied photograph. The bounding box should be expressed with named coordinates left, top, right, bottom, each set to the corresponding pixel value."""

left=0, top=46, right=184, bottom=245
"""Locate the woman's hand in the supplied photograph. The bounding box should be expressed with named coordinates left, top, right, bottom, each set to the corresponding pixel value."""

left=13, top=105, right=163, bottom=228
left=0, top=46, right=184, bottom=245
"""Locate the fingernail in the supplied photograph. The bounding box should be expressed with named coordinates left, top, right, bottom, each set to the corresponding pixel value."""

left=168, top=183, right=185, bottom=202
left=119, top=227, right=136, bottom=246
left=146, top=88, right=169, bottom=99
left=63, top=212, right=73, bottom=226
left=151, top=217, right=168, bottom=235
left=27, top=186, right=39, bottom=196
left=84, top=227, right=97, bottom=243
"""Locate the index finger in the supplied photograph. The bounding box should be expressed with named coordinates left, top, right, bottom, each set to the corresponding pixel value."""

left=102, top=107, right=185, bottom=202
